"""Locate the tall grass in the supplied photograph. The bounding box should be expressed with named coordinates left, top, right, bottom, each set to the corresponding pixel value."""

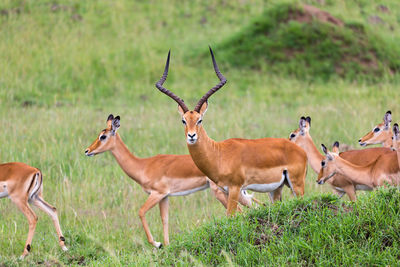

left=0, top=0, right=399, bottom=265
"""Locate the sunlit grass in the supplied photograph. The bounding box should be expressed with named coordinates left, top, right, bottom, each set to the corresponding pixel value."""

left=0, top=0, right=400, bottom=265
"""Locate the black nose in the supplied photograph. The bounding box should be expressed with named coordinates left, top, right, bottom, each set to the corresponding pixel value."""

left=85, top=149, right=89, bottom=154
left=188, top=133, right=196, bottom=138
left=358, top=139, right=361, bottom=142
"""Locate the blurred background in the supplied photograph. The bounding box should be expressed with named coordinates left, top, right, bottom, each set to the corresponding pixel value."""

left=0, top=0, right=399, bottom=265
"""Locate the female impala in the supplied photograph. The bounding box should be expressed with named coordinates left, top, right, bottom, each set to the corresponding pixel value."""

left=0, top=163, right=67, bottom=259
left=155, top=48, right=307, bottom=215
left=317, top=140, right=400, bottom=189
left=358, top=111, right=394, bottom=148
left=289, top=116, right=392, bottom=200
left=84, top=114, right=254, bottom=248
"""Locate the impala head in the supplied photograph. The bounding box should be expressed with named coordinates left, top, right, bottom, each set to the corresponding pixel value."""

left=358, top=111, right=392, bottom=147
left=289, top=116, right=311, bottom=143
left=85, top=114, right=120, bottom=156
left=155, top=47, right=226, bottom=145
left=317, top=143, right=339, bottom=185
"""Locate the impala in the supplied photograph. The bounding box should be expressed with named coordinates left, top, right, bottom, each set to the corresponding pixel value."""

left=84, top=114, right=255, bottom=247
left=155, top=48, right=308, bottom=215
left=289, top=116, right=392, bottom=200
left=0, top=163, right=67, bottom=259
left=358, top=111, right=394, bottom=148
left=317, top=140, right=400, bottom=189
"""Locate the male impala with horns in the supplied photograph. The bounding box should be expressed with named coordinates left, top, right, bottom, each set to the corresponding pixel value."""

left=155, top=47, right=308, bottom=215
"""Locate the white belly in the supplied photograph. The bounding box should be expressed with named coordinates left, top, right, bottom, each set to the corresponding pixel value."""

left=242, top=175, right=285, bottom=193
left=335, top=187, right=345, bottom=192
left=0, top=183, right=8, bottom=199
left=169, top=183, right=210, bottom=196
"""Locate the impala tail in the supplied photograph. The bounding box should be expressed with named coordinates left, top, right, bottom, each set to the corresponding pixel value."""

left=283, top=169, right=297, bottom=197
left=28, top=171, right=42, bottom=200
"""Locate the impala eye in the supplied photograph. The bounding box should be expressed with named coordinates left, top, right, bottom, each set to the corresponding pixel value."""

left=290, top=133, right=296, bottom=139
left=374, top=127, right=380, bottom=133
left=197, top=119, right=203, bottom=125
left=100, top=135, right=107, bottom=141
left=321, top=161, right=326, bottom=167
left=182, top=120, right=186, bottom=125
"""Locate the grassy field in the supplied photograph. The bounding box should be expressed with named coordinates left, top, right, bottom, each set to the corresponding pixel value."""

left=0, top=0, right=400, bottom=265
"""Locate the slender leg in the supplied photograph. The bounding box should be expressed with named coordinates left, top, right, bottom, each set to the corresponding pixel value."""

left=159, top=197, right=169, bottom=246
left=10, top=196, right=38, bottom=259
left=343, top=186, right=357, bottom=201
left=226, top=186, right=240, bottom=216
left=208, top=181, right=243, bottom=212
left=272, top=187, right=283, bottom=202
left=31, top=194, right=68, bottom=251
left=139, top=192, right=167, bottom=248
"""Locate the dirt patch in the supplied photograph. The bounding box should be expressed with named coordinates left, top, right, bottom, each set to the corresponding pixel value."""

left=254, top=218, right=283, bottom=247
left=287, top=4, right=344, bottom=27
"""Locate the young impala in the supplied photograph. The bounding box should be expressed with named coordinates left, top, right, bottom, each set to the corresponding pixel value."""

left=317, top=139, right=400, bottom=189
left=289, top=116, right=392, bottom=200
left=358, top=111, right=394, bottom=148
left=155, top=48, right=307, bottom=215
left=0, top=163, right=67, bottom=259
left=84, top=114, right=254, bottom=248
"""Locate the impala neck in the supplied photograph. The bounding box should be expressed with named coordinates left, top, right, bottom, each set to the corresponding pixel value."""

left=383, top=134, right=393, bottom=148
left=394, top=140, right=400, bottom=168
left=334, top=157, right=374, bottom=187
left=187, top=126, right=219, bottom=179
left=110, top=133, right=145, bottom=185
left=298, top=135, right=324, bottom=174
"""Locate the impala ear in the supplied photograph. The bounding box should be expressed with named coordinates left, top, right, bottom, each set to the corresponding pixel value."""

left=199, top=101, right=208, bottom=117
left=178, top=105, right=186, bottom=117
left=332, top=141, right=340, bottom=153
left=393, top=123, right=399, bottom=139
left=321, top=144, right=328, bottom=155
left=111, top=116, right=120, bottom=135
left=299, top=117, right=307, bottom=135
left=306, top=116, right=311, bottom=127
left=107, top=114, right=114, bottom=129
left=384, top=111, right=392, bottom=130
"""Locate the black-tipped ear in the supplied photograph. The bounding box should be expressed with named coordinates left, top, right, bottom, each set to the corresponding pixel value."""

left=111, top=116, right=120, bottom=134
left=306, top=116, right=311, bottom=126
left=321, top=144, right=328, bottom=155
left=333, top=141, right=339, bottom=148
left=299, top=117, right=306, bottom=128
left=394, top=123, right=399, bottom=136
left=384, top=111, right=392, bottom=129
left=107, top=114, right=114, bottom=122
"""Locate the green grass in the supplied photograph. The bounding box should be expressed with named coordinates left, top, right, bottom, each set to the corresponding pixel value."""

left=157, top=187, right=400, bottom=266
left=216, top=3, right=400, bottom=81
left=0, top=0, right=400, bottom=265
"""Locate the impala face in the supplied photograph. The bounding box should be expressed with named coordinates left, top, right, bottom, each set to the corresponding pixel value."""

left=317, top=144, right=337, bottom=185
left=85, top=114, right=120, bottom=156
left=358, top=111, right=392, bottom=147
left=178, top=102, right=208, bottom=145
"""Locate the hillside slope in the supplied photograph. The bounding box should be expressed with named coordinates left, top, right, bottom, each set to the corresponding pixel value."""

left=156, top=188, right=400, bottom=266
left=216, top=3, right=400, bottom=81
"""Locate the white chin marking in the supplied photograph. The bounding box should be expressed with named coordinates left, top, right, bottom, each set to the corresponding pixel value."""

left=187, top=140, right=197, bottom=145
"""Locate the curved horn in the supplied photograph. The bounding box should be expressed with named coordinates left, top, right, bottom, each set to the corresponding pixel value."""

left=194, top=46, right=227, bottom=112
left=155, top=50, right=189, bottom=113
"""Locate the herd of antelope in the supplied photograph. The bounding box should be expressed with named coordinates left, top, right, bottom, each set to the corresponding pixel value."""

left=1, top=48, right=400, bottom=259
